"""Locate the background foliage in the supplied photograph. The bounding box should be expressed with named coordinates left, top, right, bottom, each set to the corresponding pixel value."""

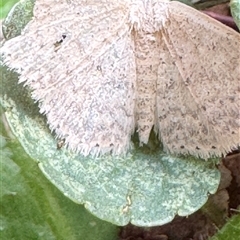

left=0, top=0, right=18, bottom=19
left=0, top=116, right=119, bottom=239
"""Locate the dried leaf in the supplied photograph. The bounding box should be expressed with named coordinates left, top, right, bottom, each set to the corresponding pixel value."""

left=1, top=0, right=239, bottom=159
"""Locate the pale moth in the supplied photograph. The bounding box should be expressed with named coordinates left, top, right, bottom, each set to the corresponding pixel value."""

left=1, top=0, right=240, bottom=159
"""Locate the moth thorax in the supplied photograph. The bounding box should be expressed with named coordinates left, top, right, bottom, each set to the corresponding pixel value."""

left=129, top=0, right=169, bottom=33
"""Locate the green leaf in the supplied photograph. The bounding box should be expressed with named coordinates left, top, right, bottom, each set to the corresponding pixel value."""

left=0, top=0, right=221, bottom=226
left=0, top=63, right=220, bottom=226
left=210, top=213, right=240, bottom=240
left=0, top=0, right=19, bottom=19
left=2, top=0, right=35, bottom=39
left=230, top=0, right=240, bottom=30
left=0, top=113, right=118, bottom=239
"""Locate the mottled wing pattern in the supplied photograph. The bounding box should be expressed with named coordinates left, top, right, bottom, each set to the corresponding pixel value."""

left=156, top=1, right=240, bottom=158
left=1, top=0, right=136, bottom=155
left=2, top=0, right=239, bottom=158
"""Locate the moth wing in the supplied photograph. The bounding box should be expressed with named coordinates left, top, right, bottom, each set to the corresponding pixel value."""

left=156, top=1, right=240, bottom=158
left=1, top=0, right=136, bottom=155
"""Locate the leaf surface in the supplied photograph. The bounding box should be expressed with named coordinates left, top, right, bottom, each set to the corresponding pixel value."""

left=0, top=63, right=220, bottom=226
left=230, top=0, right=240, bottom=29
left=0, top=121, right=118, bottom=240
left=0, top=0, right=221, bottom=227
left=210, top=213, right=240, bottom=240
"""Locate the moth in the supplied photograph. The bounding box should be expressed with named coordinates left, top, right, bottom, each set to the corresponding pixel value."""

left=1, top=0, right=240, bottom=159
